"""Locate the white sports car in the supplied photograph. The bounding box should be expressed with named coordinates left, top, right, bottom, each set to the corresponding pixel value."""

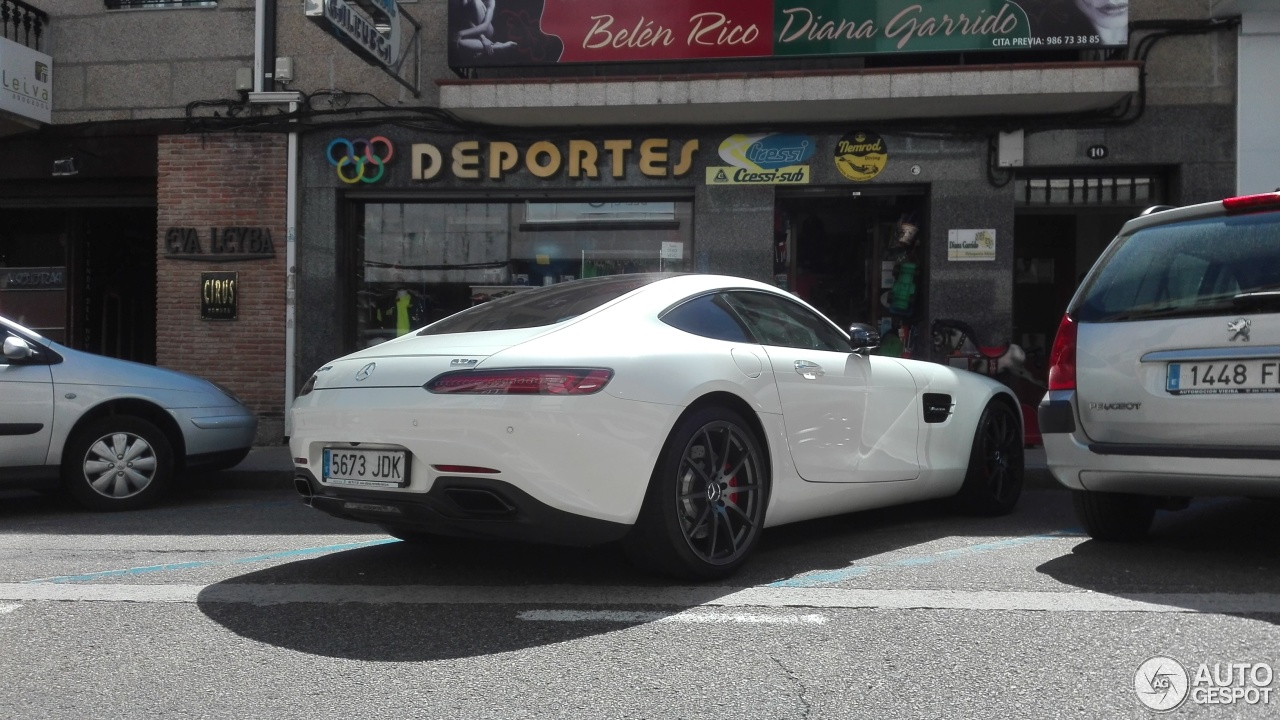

left=289, top=274, right=1023, bottom=578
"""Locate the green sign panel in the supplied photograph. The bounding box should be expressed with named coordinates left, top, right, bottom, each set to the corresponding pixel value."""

left=775, top=0, right=1037, bottom=55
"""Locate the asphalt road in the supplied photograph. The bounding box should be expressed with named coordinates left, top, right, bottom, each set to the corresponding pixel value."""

left=2, top=466, right=1278, bottom=720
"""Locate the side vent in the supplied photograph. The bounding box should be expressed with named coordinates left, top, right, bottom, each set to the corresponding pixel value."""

left=922, top=393, right=953, bottom=424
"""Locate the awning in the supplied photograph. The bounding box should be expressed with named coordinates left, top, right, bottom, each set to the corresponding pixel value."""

left=438, top=62, right=1141, bottom=128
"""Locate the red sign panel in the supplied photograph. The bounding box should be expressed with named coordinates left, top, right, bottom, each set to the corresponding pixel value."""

left=542, top=0, right=773, bottom=62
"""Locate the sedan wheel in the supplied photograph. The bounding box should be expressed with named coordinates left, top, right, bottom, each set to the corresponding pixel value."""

left=62, top=416, right=174, bottom=511
left=953, top=400, right=1024, bottom=516
left=624, top=406, right=768, bottom=579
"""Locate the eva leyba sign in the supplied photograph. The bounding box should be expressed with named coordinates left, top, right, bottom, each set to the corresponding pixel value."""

left=0, top=36, right=52, bottom=125
left=448, top=0, right=1129, bottom=68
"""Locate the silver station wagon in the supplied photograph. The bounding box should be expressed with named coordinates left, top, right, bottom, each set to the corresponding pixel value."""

left=1039, top=192, right=1280, bottom=540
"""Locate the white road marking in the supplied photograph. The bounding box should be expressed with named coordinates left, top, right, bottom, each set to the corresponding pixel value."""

left=3, top=583, right=1280, bottom=615
left=519, top=609, right=827, bottom=624
left=0, top=602, right=21, bottom=614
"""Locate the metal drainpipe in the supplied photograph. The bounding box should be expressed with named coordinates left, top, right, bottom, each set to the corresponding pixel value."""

left=253, top=0, right=265, bottom=92
left=284, top=101, right=299, bottom=438
left=254, top=0, right=294, bottom=438
left=256, top=0, right=294, bottom=437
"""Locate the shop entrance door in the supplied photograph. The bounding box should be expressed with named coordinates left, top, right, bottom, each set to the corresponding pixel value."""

left=775, top=189, right=928, bottom=357
left=1012, top=209, right=1142, bottom=368
left=0, top=206, right=156, bottom=363
left=73, top=207, right=157, bottom=364
left=1012, top=172, right=1168, bottom=369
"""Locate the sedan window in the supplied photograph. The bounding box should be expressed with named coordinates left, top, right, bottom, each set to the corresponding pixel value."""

left=661, top=293, right=753, bottom=343
left=723, top=292, right=848, bottom=352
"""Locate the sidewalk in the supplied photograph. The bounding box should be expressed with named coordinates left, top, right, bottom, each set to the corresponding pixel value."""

left=217, top=444, right=295, bottom=489
left=221, top=445, right=1056, bottom=489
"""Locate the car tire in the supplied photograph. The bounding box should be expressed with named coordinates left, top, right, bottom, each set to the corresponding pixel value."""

left=1071, top=490, right=1156, bottom=542
left=953, top=400, right=1024, bottom=516
left=61, top=416, right=174, bottom=512
left=623, top=406, right=769, bottom=580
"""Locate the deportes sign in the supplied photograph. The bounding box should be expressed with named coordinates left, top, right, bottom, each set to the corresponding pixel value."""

left=706, top=133, right=815, bottom=185
left=448, top=0, right=1129, bottom=69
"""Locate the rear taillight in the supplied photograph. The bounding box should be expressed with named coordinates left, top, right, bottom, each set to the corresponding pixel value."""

left=1047, top=313, right=1077, bottom=391
left=425, top=368, right=613, bottom=395
left=1223, top=192, right=1280, bottom=213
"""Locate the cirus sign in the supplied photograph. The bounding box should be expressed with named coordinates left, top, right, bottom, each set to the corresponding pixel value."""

left=1087, top=145, right=1109, bottom=160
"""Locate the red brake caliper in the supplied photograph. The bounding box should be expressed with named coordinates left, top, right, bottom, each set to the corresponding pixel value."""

left=725, top=463, right=738, bottom=507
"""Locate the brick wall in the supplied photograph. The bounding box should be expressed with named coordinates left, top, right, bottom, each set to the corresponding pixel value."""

left=156, top=133, right=288, bottom=444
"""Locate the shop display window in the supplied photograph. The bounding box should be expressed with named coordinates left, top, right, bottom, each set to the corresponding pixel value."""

left=355, top=199, right=692, bottom=347
left=0, top=210, right=68, bottom=342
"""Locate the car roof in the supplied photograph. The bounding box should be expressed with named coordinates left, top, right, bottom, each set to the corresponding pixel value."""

left=1118, top=193, right=1280, bottom=236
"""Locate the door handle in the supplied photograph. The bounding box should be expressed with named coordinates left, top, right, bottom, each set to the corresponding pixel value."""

left=794, top=360, right=824, bottom=379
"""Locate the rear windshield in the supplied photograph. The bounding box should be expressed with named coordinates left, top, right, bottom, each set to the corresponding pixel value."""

left=418, top=274, right=667, bottom=335
left=1073, top=211, right=1280, bottom=323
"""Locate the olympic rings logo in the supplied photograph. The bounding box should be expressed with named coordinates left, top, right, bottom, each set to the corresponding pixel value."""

left=326, top=136, right=394, bottom=184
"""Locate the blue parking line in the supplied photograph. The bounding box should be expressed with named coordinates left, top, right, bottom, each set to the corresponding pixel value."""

left=24, top=538, right=400, bottom=584
left=768, top=529, right=1084, bottom=588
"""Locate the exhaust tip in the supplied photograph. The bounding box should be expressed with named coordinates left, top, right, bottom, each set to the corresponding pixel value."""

left=444, top=487, right=515, bottom=516
left=293, top=477, right=314, bottom=505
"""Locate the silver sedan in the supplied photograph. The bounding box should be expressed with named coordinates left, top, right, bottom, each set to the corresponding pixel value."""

left=1, top=315, right=257, bottom=510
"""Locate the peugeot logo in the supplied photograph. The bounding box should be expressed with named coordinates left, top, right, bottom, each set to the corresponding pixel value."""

left=354, top=362, right=376, bottom=381
left=1229, top=318, right=1251, bottom=342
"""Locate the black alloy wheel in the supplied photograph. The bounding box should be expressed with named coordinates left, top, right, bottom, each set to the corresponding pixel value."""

left=954, top=400, right=1024, bottom=516
left=624, top=406, right=769, bottom=579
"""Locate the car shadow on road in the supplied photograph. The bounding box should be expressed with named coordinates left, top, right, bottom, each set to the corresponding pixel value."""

left=1036, top=497, right=1280, bottom=623
left=195, top=490, right=1081, bottom=661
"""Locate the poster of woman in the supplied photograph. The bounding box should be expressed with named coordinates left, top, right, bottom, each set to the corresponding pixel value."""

left=445, top=0, right=1130, bottom=69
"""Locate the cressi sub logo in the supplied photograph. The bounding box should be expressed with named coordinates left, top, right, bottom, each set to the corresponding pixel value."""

left=707, top=133, right=813, bottom=185
left=718, top=133, right=815, bottom=171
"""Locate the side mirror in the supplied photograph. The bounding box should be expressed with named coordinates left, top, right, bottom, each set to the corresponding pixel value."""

left=3, top=336, right=34, bottom=361
left=847, top=323, right=881, bottom=353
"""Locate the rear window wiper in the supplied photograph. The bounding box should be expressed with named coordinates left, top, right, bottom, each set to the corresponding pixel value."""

left=1232, top=289, right=1280, bottom=309
left=1099, top=303, right=1234, bottom=322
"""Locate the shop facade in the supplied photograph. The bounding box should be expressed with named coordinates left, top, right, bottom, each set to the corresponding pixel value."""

left=294, top=109, right=1231, bottom=393
left=4, top=0, right=1254, bottom=447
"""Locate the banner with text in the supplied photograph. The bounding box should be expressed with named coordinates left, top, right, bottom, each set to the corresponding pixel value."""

left=448, top=0, right=1128, bottom=68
